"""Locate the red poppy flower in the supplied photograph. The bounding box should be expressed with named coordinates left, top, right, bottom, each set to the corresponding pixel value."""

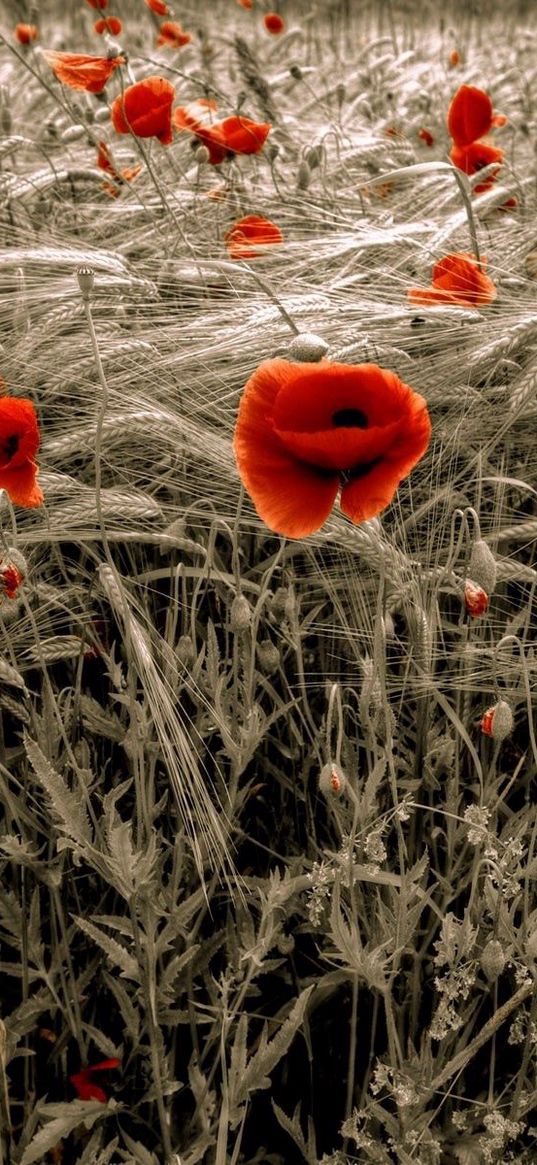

left=111, top=76, right=175, bottom=144
left=175, top=105, right=270, bottom=164
left=407, top=252, right=497, bottom=308
left=264, top=12, right=284, bottom=33
left=70, top=1058, right=120, bottom=1104
left=15, top=23, right=38, bottom=44
left=236, top=0, right=253, bottom=6
left=418, top=128, right=434, bottom=147
left=450, top=140, right=504, bottom=192
left=233, top=360, right=432, bottom=538
left=42, top=50, right=123, bottom=94
left=447, top=85, right=494, bottom=146
left=86, top=0, right=108, bottom=8
left=0, top=398, right=44, bottom=508
left=157, top=21, right=192, bottom=48
left=94, top=16, right=122, bottom=35
left=144, top=0, right=170, bottom=13
left=225, top=215, right=283, bottom=259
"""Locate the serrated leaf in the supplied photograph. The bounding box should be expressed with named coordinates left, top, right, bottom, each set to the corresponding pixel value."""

left=102, top=971, right=140, bottom=1043
left=73, top=916, right=139, bottom=981
left=20, top=1100, right=112, bottom=1165
left=24, top=736, right=92, bottom=847
left=121, top=1130, right=159, bottom=1165
left=271, top=1100, right=317, bottom=1165
left=236, top=985, right=314, bottom=1104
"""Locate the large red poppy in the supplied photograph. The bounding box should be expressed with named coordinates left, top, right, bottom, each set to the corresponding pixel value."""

left=157, top=20, right=192, bottom=48
left=225, top=215, right=283, bottom=259
left=70, top=1058, right=120, bottom=1103
left=407, top=252, right=497, bottom=307
left=233, top=360, right=431, bottom=538
left=447, top=85, right=494, bottom=146
left=42, top=50, right=123, bottom=94
left=0, top=398, right=44, bottom=508
left=174, top=104, right=270, bottom=164
left=111, top=76, right=175, bottom=144
left=449, top=140, right=504, bottom=192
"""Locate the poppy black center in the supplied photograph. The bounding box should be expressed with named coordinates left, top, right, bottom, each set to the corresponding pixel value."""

left=1, top=435, right=18, bottom=463
left=332, top=408, right=368, bottom=428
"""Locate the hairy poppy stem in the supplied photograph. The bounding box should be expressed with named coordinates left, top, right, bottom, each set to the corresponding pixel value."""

left=451, top=166, right=481, bottom=267
left=235, top=264, right=301, bottom=335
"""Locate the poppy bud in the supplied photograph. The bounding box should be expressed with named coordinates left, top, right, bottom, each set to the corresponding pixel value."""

left=319, top=761, right=347, bottom=797
left=464, top=579, right=489, bottom=618
left=176, top=634, right=195, bottom=667
left=296, top=160, right=311, bottom=190
left=289, top=64, right=303, bottom=81
left=256, top=639, right=280, bottom=673
left=229, top=593, right=251, bottom=633
left=265, top=142, right=279, bottom=162
left=269, top=585, right=296, bottom=622
left=95, top=106, right=111, bottom=123
left=194, top=144, right=211, bottom=165
left=480, top=699, right=514, bottom=741
left=479, top=938, right=506, bottom=981
left=0, top=87, right=12, bottom=135
left=467, top=540, right=497, bottom=596
left=77, top=266, right=95, bottom=299
left=61, top=124, right=86, bottom=142
left=305, top=144, right=323, bottom=170
left=335, top=83, right=346, bottom=107
left=0, top=549, right=28, bottom=601
left=287, top=332, right=329, bottom=362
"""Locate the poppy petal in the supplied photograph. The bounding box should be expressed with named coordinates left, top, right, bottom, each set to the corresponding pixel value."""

left=0, top=461, right=43, bottom=508
left=42, top=50, right=123, bottom=94
left=111, top=76, right=175, bottom=143
left=447, top=84, right=494, bottom=146
left=218, top=116, right=270, bottom=155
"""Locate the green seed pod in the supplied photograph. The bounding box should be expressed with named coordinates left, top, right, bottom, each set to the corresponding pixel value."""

left=480, top=938, right=506, bottom=982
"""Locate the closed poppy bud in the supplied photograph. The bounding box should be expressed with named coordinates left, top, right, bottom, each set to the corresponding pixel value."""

left=0, top=87, right=12, bottom=135
left=269, top=586, right=296, bottom=622
left=176, top=634, right=195, bottom=667
left=319, top=762, right=347, bottom=797
left=264, top=12, right=284, bottom=34
left=480, top=700, right=514, bottom=741
left=194, top=144, right=211, bottom=164
left=256, top=639, right=280, bottom=673
left=464, top=579, right=489, bottom=617
left=287, top=333, right=329, bottom=363
left=296, top=160, right=311, bottom=190
left=15, top=23, right=38, bottom=45
left=467, top=539, right=497, bottom=596
left=229, top=593, right=251, bottom=633
left=305, top=144, right=323, bottom=169
left=480, top=938, right=506, bottom=981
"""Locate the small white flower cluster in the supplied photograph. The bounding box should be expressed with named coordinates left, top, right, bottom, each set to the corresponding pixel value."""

left=305, top=859, right=332, bottom=926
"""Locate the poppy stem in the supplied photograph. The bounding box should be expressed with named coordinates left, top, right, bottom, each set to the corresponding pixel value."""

left=235, top=263, right=301, bottom=335
left=451, top=166, right=482, bottom=268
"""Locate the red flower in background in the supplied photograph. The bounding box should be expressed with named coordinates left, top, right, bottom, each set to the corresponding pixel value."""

left=407, top=252, right=497, bottom=308
left=111, top=76, right=175, bottom=144
left=15, top=24, right=38, bottom=44
left=70, top=1059, right=120, bottom=1103
left=175, top=103, right=270, bottom=164
left=264, top=12, right=284, bottom=33
left=0, top=398, right=44, bottom=508
left=236, top=0, right=253, bottom=6
left=94, top=16, right=123, bottom=35
left=225, top=215, right=283, bottom=259
left=448, top=49, right=460, bottom=68
left=86, top=0, right=108, bottom=8
left=157, top=21, right=192, bottom=48
left=42, top=50, right=123, bottom=93
left=233, top=360, right=431, bottom=538
left=418, top=128, right=434, bottom=147
left=144, top=0, right=170, bottom=12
